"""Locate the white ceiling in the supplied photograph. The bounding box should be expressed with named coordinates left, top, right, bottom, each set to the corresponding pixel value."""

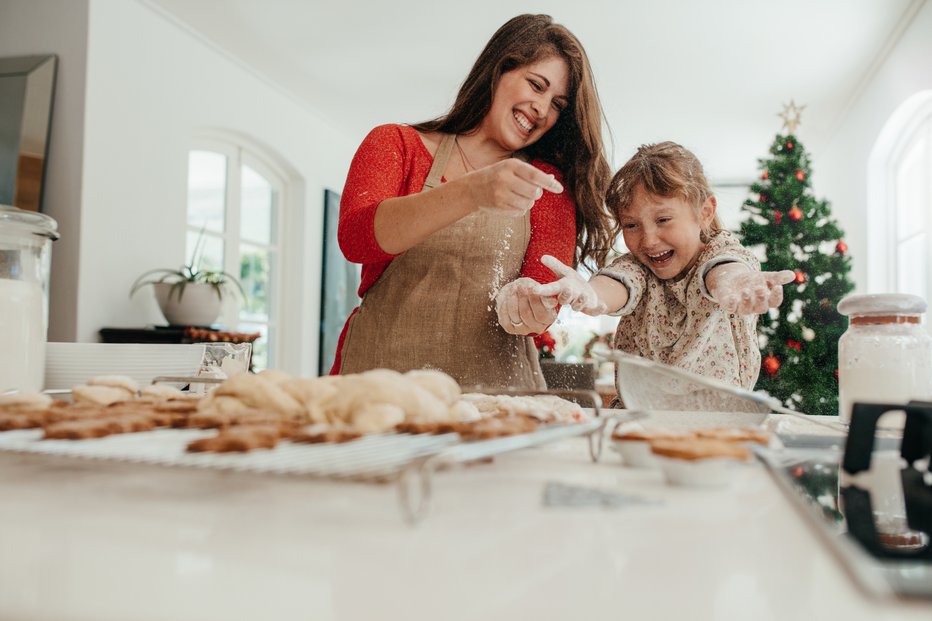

left=145, top=0, right=921, bottom=185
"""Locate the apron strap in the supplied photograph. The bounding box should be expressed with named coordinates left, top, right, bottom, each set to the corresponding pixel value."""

left=422, top=134, right=456, bottom=190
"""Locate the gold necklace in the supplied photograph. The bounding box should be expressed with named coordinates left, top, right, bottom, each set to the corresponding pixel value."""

left=454, top=137, right=477, bottom=172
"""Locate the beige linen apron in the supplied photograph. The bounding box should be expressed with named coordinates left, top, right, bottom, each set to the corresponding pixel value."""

left=339, top=133, right=545, bottom=389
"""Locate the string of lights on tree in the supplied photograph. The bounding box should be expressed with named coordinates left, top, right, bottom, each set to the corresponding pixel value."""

left=737, top=101, right=854, bottom=416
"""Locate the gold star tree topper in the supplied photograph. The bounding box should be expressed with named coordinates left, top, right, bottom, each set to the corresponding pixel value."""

left=779, top=100, right=806, bottom=135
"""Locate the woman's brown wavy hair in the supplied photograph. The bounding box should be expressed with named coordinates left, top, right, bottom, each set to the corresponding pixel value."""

left=412, top=14, right=616, bottom=268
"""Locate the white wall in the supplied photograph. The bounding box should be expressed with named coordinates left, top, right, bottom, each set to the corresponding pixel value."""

left=4, top=0, right=356, bottom=375
left=7, top=0, right=927, bottom=374
left=816, top=1, right=932, bottom=294
left=0, top=0, right=89, bottom=342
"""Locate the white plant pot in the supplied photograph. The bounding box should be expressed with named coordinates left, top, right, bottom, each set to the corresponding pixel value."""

left=152, top=282, right=223, bottom=327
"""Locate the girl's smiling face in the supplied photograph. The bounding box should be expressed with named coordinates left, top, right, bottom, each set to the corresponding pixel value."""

left=621, top=184, right=717, bottom=280
left=482, top=55, right=570, bottom=152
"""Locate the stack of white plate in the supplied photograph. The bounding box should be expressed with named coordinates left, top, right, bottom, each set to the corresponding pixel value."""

left=44, top=342, right=206, bottom=390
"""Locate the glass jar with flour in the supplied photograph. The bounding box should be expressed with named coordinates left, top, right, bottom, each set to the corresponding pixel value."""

left=0, top=204, right=59, bottom=393
left=837, top=293, right=932, bottom=426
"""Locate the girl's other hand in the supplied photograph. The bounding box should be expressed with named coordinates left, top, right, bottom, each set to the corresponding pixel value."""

left=712, top=268, right=796, bottom=315
left=534, top=255, right=607, bottom=316
left=467, top=159, right=563, bottom=217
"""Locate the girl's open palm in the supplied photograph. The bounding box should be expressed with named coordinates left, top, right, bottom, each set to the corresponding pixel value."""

left=534, top=255, right=607, bottom=316
left=712, top=269, right=796, bottom=315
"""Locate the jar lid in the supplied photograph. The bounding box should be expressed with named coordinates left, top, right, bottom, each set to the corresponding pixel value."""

left=0, top=204, right=59, bottom=240
left=837, top=293, right=927, bottom=317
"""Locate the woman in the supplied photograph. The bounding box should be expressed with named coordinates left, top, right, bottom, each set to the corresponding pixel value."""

left=333, top=14, right=615, bottom=389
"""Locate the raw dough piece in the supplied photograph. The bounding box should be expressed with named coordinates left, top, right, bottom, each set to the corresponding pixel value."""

left=87, top=375, right=139, bottom=396
left=72, top=385, right=132, bottom=406
left=0, top=391, right=53, bottom=412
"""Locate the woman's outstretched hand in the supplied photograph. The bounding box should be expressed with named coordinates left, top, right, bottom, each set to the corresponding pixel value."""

left=708, top=265, right=796, bottom=315
left=467, top=159, right=563, bottom=217
left=534, top=255, right=607, bottom=316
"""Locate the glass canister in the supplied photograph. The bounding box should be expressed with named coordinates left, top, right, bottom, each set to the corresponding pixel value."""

left=0, top=204, right=59, bottom=393
left=837, top=293, right=932, bottom=425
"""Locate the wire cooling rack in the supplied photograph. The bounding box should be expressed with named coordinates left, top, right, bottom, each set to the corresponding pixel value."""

left=0, top=387, right=638, bottom=524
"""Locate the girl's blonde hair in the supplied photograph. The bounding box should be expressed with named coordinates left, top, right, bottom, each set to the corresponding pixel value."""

left=413, top=14, right=614, bottom=267
left=605, top=141, right=723, bottom=243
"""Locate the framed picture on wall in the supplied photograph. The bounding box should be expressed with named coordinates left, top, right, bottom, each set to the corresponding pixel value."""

left=318, top=189, right=360, bottom=375
left=0, top=55, right=57, bottom=212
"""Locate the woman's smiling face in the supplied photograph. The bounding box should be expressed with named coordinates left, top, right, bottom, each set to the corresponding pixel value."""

left=621, top=184, right=717, bottom=280
left=482, top=55, right=569, bottom=151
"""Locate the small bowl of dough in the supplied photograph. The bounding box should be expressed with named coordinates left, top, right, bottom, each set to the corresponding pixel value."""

left=649, top=438, right=752, bottom=488
left=610, top=427, right=695, bottom=469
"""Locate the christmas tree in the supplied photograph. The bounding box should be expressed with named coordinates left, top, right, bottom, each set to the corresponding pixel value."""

left=738, top=101, right=854, bottom=416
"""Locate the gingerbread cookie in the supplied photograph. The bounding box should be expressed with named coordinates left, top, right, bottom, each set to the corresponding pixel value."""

left=42, top=414, right=157, bottom=440
left=695, top=427, right=772, bottom=446
left=649, top=438, right=751, bottom=462
left=455, top=415, right=539, bottom=441
left=187, top=425, right=281, bottom=453
left=0, top=413, right=43, bottom=431
left=290, top=425, right=362, bottom=444
left=394, top=420, right=463, bottom=435
left=611, top=427, right=695, bottom=442
left=40, top=403, right=114, bottom=425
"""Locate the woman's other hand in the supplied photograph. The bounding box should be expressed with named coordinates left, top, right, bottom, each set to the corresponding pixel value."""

left=468, top=159, right=563, bottom=217
left=495, top=277, right=558, bottom=335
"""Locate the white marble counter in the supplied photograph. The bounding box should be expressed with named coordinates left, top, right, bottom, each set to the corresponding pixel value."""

left=0, top=413, right=928, bottom=621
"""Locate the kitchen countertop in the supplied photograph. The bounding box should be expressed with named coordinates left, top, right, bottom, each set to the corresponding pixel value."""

left=0, top=412, right=929, bottom=621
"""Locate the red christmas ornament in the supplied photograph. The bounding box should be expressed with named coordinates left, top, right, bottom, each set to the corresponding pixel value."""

left=786, top=141, right=794, bottom=149
left=794, top=270, right=806, bottom=284
left=533, top=331, right=556, bottom=357
left=758, top=194, right=767, bottom=203
left=763, top=354, right=781, bottom=377
left=787, top=340, right=802, bottom=351
left=761, top=171, right=769, bottom=180
left=773, top=210, right=782, bottom=224
left=795, top=170, right=805, bottom=181
left=788, top=205, right=803, bottom=221
left=834, top=369, right=839, bottom=380
left=835, top=240, right=848, bottom=255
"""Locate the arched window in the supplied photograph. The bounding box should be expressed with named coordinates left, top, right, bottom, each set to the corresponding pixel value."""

left=890, top=111, right=932, bottom=301
left=186, top=138, right=285, bottom=369
left=868, top=91, right=932, bottom=307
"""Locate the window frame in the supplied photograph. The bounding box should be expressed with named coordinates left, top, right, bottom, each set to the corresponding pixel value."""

left=188, top=135, right=287, bottom=369
left=868, top=91, right=932, bottom=307
left=889, top=113, right=931, bottom=301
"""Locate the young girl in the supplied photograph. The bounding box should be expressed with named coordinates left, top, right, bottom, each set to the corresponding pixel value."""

left=501, top=141, right=794, bottom=390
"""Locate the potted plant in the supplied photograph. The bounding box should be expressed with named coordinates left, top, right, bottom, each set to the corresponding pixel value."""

left=129, top=234, right=246, bottom=327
